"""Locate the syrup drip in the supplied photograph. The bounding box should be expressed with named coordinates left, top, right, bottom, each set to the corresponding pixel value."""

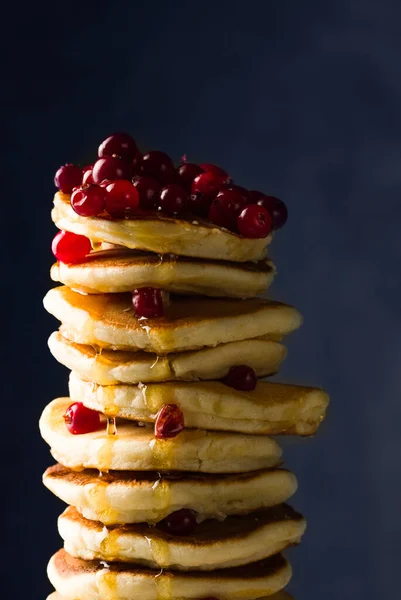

left=151, top=475, right=172, bottom=523
left=154, top=568, right=173, bottom=600
left=106, top=417, right=117, bottom=436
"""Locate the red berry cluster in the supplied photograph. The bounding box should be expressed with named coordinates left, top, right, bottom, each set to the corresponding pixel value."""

left=54, top=132, right=288, bottom=239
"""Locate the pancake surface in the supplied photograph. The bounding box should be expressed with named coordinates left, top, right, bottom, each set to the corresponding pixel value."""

left=69, top=372, right=329, bottom=435
left=47, top=593, right=294, bottom=600
left=52, top=192, right=273, bottom=262
left=43, top=286, right=303, bottom=354
left=59, top=504, right=306, bottom=570
left=48, top=331, right=287, bottom=384
left=40, top=398, right=282, bottom=473
left=48, top=549, right=292, bottom=600
left=51, top=248, right=275, bottom=298
left=44, top=464, right=297, bottom=525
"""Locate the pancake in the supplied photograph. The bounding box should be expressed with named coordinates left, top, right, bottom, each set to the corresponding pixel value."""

left=43, top=286, right=302, bottom=354
left=59, top=504, right=305, bottom=571
left=47, top=593, right=294, bottom=600
left=69, top=372, right=329, bottom=436
left=50, top=248, right=275, bottom=298
left=52, top=191, right=273, bottom=262
left=48, top=549, right=292, bottom=600
left=43, top=464, right=298, bottom=525
left=40, top=398, right=282, bottom=473
left=48, top=331, right=287, bottom=385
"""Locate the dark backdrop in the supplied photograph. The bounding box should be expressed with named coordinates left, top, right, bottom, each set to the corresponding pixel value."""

left=3, top=1, right=401, bottom=599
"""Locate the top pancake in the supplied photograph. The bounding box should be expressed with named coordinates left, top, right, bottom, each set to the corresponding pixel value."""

left=50, top=247, right=275, bottom=298
left=52, top=192, right=273, bottom=262
left=43, top=286, right=302, bottom=354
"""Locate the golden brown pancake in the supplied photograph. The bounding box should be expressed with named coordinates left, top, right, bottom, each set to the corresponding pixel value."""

left=40, top=398, right=283, bottom=473
left=47, top=592, right=294, bottom=600
left=69, top=371, right=329, bottom=436
left=48, top=331, right=287, bottom=385
left=51, top=248, right=275, bottom=298
left=48, top=548, right=292, bottom=600
left=58, top=504, right=305, bottom=570
left=43, top=286, right=302, bottom=354
left=52, top=191, right=273, bottom=262
left=44, top=464, right=297, bottom=525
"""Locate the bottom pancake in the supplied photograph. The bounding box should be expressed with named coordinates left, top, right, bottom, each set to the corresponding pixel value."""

left=48, top=549, right=292, bottom=600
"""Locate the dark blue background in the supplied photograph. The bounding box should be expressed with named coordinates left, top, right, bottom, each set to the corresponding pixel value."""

left=3, top=1, right=401, bottom=598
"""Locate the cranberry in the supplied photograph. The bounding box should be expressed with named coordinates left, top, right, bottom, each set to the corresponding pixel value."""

left=200, top=163, right=229, bottom=180
left=133, top=176, right=161, bottom=210
left=208, top=188, right=248, bottom=231
left=82, top=166, right=94, bottom=185
left=132, top=287, right=164, bottom=318
left=256, top=195, right=288, bottom=230
left=176, top=163, right=204, bottom=191
left=223, top=365, right=257, bottom=391
left=132, top=150, right=143, bottom=174
left=92, top=156, right=132, bottom=184
left=226, top=184, right=251, bottom=204
left=191, top=171, right=227, bottom=197
left=105, top=180, right=140, bottom=217
left=237, top=204, right=272, bottom=238
left=155, top=404, right=185, bottom=439
left=158, top=508, right=197, bottom=536
left=98, top=132, right=137, bottom=160
left=188, top=192, right=213, bottom=217
left=140, top=150, right=174, bottom=184
left=64, top=402, right=101, bottom=435
left=54, top=164, right=83, bottom=194
left=51, top=231, right=91, bottom=264
left=71, top=184, right=106, bottom=217
left=158, top=184, right=189, bottom=215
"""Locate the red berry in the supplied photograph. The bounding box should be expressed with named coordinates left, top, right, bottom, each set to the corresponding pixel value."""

left=71, top=184, right=106, bottom=217
left=92, top=156, right=132, bottom=184
left=256, top=194, right=288, bottom=230
left=155, top=404, right=185, bottom=439
left=223, top=365, right=257, bottom=391
left=208, top=188, right=248, bottom=231
left=105, top=180, right=140, bottom=217
left=132, top=150, right=143, bottom=174
left=98, top=132, right=137, bottom=160
left=158, top=509, right=197, bottom=536
left=140, top=151, right=174, bottom=184
left=188, top=192, right=213, bottom=217
left=200, top=163, right=229, bottom=179
left=64, top=402, right=101, bottom=435
left=54, top=164, right=83, bottom=193
left=133, top=176, right=161, bottom=210
left=51, top=231, right=92, bottom=264
left=132, top=287, right=164, bottom=318
left=82, top=166, right=94, bottom=185
left=237, top=204, right=272, bottom=238
left=226, top=184, right=251, bottom=204
left=248, top=190, right=265, bottom=203
left=176, top=163, right=204, bottom=191
left=158, top=184, right=189, bottom=215
left=191, top=171, right=227, bottom=198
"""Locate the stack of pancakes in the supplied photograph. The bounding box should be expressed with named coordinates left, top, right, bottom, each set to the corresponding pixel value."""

left=41, top=191, right=329, bottom=600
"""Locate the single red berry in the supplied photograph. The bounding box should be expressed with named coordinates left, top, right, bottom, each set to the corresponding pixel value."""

left=208, top=188, right=248, bottom=231
left=71, top=184, right=106, bottom=217
left=155, top=404, right=185, bottom=439
left=132, top=287, right=164, bottom=318
left=223, top=365, right=257, bottom=391
left=82, top=166, right=94, bottom=185
left=158, top=509, right=197, bottom=536
left=176, top=163, right=204, bottom=191
left=54, top=164, right=83, bottom=193
left=133, top=176, right=161, bottom=210
left=64, top=402, right=101, bottom=435
left=98, top=132, right=137, bottom=160
left=256, top=195, right=288, bottom=230
left=51, top=231, right=92, bottom=264
left=158, top=184, right=189, bottom=215
left=105, top=180, right=140, bottom=217
left=140, top=150, right=174, bottom=184
left=132, top=149, right=143, bottom=174
left=188, top=192, right=213, bottom=217
left=226, top=184, right=251, bottom=204
left=200, top=163, right=229, bottom=179
left=237, top=204, right=272, bottom=238
left=92, top=156, right=133, bottom=184
left=191, top=171, right=227, bottom=198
